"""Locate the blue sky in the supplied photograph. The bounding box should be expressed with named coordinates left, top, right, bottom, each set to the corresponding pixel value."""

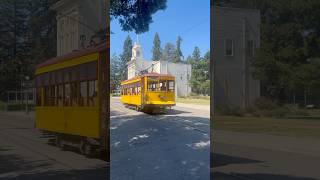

left=110, top=0, right=210, bottom=60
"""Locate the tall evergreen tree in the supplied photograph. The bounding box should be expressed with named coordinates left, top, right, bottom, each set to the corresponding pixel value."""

left=189, top=50, right=210, bottom=95
left=0, top=0, right=32, bottom=98
left=120, top=35, right=133, bottom=80
left=152, top=32, right=162, bottom=61
left=173, top=36, right=183, bottom=63
left=186, top=55, right=193, bottom=64
left=162, top=42, right=176, bottom=61
left=111, top=53, right=121, bottom=92
left=192, top=46, right=201, bottom=62
left=28, top=0, right=57, bottom=64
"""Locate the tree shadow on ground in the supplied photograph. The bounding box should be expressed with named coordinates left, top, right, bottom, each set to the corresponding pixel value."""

left=1, top=167, right=108, bottom=180
left=210, top=152, right=318, bottom=180
left=211, top=172, right=318, bottom=180
left=0, top=147, right=108, bottom=180
left=287, top=116, right=320, bottom=120
left=211, top=153, right=262, bottom=168
left=110, top=112, right=209, bottom=180
left=162, top=108, right=191, bottom=115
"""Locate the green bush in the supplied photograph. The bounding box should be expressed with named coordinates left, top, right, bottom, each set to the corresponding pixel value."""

left=272, top=107, right=289, bottom=118
left=284, top=104, right=309, bottom=116
left=187, top=93, right=210, bottom=100
left=216, top=97, right=310, bottom=118
left=216, top=105, right=245, bottom=117
left=254, top=97, right=278, bottom=110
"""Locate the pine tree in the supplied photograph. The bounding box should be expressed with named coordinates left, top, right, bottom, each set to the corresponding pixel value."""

left=173, top=36, right=183, bottom=63
left=152, top=32, right=162, bottom=61
left=120, top=35, right=133, bottom=80
left=0, top=0, right=32, bottom=98
left=192, top=46, right=201, bottom=62
left=162, top=42, right=175, bottom=61
left=28, top=0, right=58, bottom=64
left=111, top=53, right=121, bottom=91
left=189, top=50, right=210, bottom=95
left=186, top=55, right=193, bottom=64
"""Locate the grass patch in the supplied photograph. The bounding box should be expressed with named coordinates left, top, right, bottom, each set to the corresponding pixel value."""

left=213, top=115, right=320, bottom=139
left=176, top=97, right=210, bottom=105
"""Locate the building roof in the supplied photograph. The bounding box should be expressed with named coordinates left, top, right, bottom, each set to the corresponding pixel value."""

left=36, top=41, right=108, bottom=69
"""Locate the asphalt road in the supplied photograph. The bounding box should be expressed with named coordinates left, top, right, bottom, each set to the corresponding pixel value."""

left=3, top=99, right=318, bottom=180
left=0, top=111, right=107, bottom=180
left=110, top=97, right=210, bottom=180
left=212, top=130, right=320, bottom=180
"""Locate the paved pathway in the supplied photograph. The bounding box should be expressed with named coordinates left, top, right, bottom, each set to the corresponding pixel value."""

left=110, top=97, right=210, bottom=180
left=0, top=111, right=107, bottom=180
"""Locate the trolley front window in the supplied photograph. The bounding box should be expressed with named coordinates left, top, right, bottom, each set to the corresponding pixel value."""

left=147, top=76, right=158, bottom=91
left=168, top=80, right=175, bottom=92
left=148, top=82, right=157, bottom=91
left=159, top=80, right=167, bottom=91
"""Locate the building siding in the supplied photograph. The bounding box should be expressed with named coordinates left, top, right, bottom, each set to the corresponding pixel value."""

left=212, top=6, right=261, bottom=109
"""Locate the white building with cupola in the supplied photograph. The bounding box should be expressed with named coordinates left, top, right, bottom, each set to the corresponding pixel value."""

left=127, top=41, right=192, bottom=97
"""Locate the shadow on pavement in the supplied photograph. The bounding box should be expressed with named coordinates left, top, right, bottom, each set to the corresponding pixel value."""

left=0, top=147, right=52, bottom=176
left=1, top=167, right=108, bottom=180
left=164, top=109, right=191, bottom=115
left=111, top=112, right=209, bottom=180
left=210, top=152, right=317, bottom=180
left=0, top=147, right=108, bottom=180
left=211, top=153, right=262, bottom=167
left=211, top=172, right=317, bottom=180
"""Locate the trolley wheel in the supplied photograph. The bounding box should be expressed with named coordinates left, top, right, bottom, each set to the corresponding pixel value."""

left=55, top=135, right=64, bottom=149
left=80, top=140, right=92, bottom=156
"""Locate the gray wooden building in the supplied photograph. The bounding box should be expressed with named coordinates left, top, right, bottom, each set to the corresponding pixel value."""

left=211, top=6, right=261, bottom=109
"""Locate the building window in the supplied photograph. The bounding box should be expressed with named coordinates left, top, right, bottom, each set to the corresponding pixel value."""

left=225, top=39, right=234, bottom=56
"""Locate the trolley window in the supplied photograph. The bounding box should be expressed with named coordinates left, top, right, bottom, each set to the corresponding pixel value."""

left=148, top=82, right=157, bottom=91
left=159, top=80, right=167, bottom=91
left=147, top=76, right=158, bottom=91
left=168, top=80, right=175, bottom=92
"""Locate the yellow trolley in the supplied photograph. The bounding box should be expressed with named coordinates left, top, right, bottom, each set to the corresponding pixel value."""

left=34, top=42, right=109, bottom=158
left=120, top=73, right=175, bottom=113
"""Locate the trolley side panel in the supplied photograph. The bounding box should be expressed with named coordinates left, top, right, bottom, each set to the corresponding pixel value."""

left=35, top=107, right=100, bottom=138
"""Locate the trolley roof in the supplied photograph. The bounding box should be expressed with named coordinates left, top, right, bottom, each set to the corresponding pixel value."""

left=36, top=41, right=108, bottom=69
left=121, top=73, right=175, bottom=84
